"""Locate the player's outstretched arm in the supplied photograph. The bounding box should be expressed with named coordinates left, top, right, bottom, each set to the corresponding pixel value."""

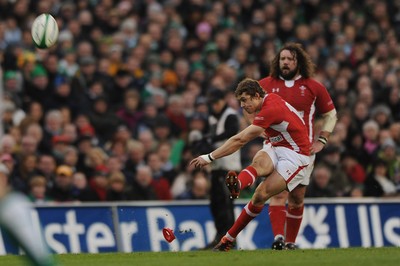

left=190, top=125, right=264, bottom=168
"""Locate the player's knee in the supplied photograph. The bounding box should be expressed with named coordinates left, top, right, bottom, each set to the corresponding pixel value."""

left=252, top=188, right=269, bottom=205
left=288, top=195, right=304, bottom=208
left=270, top=191, right=289, bottom=205
left=251, top=160, right=273, bottom=177
left=288, top=186, right=306, bottom=207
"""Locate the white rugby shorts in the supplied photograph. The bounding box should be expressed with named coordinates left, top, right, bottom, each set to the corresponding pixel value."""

left=261, top=143, right=311, bottom=191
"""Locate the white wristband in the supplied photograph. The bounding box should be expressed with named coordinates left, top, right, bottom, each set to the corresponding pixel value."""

left=200, top=153, right=214, bottom=163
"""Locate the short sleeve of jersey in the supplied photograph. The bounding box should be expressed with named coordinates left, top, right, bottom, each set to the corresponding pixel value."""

left=252, top=95, right=279, bottom=129
left=310, top=79, right=335, bottom=114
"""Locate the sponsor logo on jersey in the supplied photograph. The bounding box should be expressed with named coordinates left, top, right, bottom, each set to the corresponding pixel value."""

left=272, top=88, right=280, bottom=93
left=254, top=116, right=264, bottom=120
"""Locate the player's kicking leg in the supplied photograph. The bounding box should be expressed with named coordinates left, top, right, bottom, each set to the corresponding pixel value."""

left=225, top=149, right=274, bottom=199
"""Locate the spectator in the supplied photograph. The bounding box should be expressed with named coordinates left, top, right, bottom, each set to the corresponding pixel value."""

left=128, top=165, right=158, bottom=201
left=3, top=70, right=23, bottom=108
left=153, top=115, right=173, bottom=143
left=106, top=171, right=129, bottom=201
left=378, top=138, right=400, bottom=190
left=70, top=56, right=101, bottom=106
left=11, top=154, right=38, bottom=194
left=146, top=152, right=173, bottom=200
left=88, top=165, right=109, bottom=201
left=124, top=140, right=146, bottom=182
left=24, top=123, right=44, bottom=152
left=88, top=95, right=123, bottom=145
left=109, top=69, right=136, bottom=109
left=136, top=102, right=159, bottom=134
left=137, top=129, right=157, bottom=155
left=388, top=87, right=400, bottom=121
left=41, top=109, right=64, bottom=153
left=306, top=164, right=336, bottom=198
left=80, top=81, right=108, bottom=114
left=115, top=89, right=143, bottom=134
left=151, top=115, right=186, bottom=169
left=2, top=99, right=25, bottom=133
left=17, top=135, right=39, bottom=160
left=364, top=159, right=397, bottom=197
left=62, top=146, right=79, bottom=170
left=188, top=111, right=208, bottom=134
left=48, top=77, right=78, bottom=114
left=19, top=101, right=44, bottom=129
left=171, top=163, right=194, bottom=199
left=58, top=48, right=79, bottom=78
left=361, top=120, right=381, bottom=165
left=27, top=175, right=52, bottom=203
left=75, top=134, right=95, bottom=173
left=0, top=134, right=17, bottom=155
left=105, top=156, right=125, bottom=177
left=72, top=171, right=97, bottom=202
left=320, top=145, right=351, bottom=196
left=51, top=135, right=72, bottom=163
left=342, top=153, right=367, bottom=187
left=63, top=123, right=78, bottom=145
left=0, top=153, right=16, bottom=179
left=105, top=139, right=129, bottom=164
left=48, top=165, right=76, bottom=202
left=156, top=142, right=177, bottom=176
left=371, top=105, right=392, bottom=130
left=176, top=169, right=210, bottom=200
left=181, top=90, right=197, bottom=118
left=349, top=100, right=369, bottom=137
left=83, top=147, right=109, bottom=179
left=165, top=94, right=188, bottom=139
left=25, top=65, right=52, bottom=110
left=389, top=123, right=400, bottom=151
left=36, top=154, right=57, bottom=185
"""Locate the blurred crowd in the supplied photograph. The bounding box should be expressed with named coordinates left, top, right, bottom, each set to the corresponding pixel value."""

left=0, top=0, right=399, bottom=203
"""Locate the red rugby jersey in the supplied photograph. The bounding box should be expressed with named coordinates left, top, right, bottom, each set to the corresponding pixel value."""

left=259, top=76, right=335, bottom=143
left=252, top=93, right=311, bottom=156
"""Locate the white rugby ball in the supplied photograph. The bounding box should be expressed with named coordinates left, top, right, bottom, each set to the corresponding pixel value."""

left=31, top=13, right=59, bottom=49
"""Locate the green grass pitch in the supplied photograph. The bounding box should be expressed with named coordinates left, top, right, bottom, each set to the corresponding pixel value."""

left=0, top=247, right=399, bottom=266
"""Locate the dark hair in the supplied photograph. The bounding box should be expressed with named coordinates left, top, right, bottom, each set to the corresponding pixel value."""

left=235, top=78, right=266, bottom=98
left=270, top=42, right=316, bottom=79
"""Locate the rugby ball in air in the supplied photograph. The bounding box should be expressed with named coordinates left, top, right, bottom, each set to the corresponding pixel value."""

left=31, top=13, right=59, bottom=49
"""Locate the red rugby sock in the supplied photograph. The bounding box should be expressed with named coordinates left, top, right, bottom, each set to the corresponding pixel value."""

left=285, top=205, right=304, bottom=243
left=268, top=205, right=287, bottom=238
left=227, top=201, right=264, bottom=238
left=238, top=166, right=258, bottom=189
